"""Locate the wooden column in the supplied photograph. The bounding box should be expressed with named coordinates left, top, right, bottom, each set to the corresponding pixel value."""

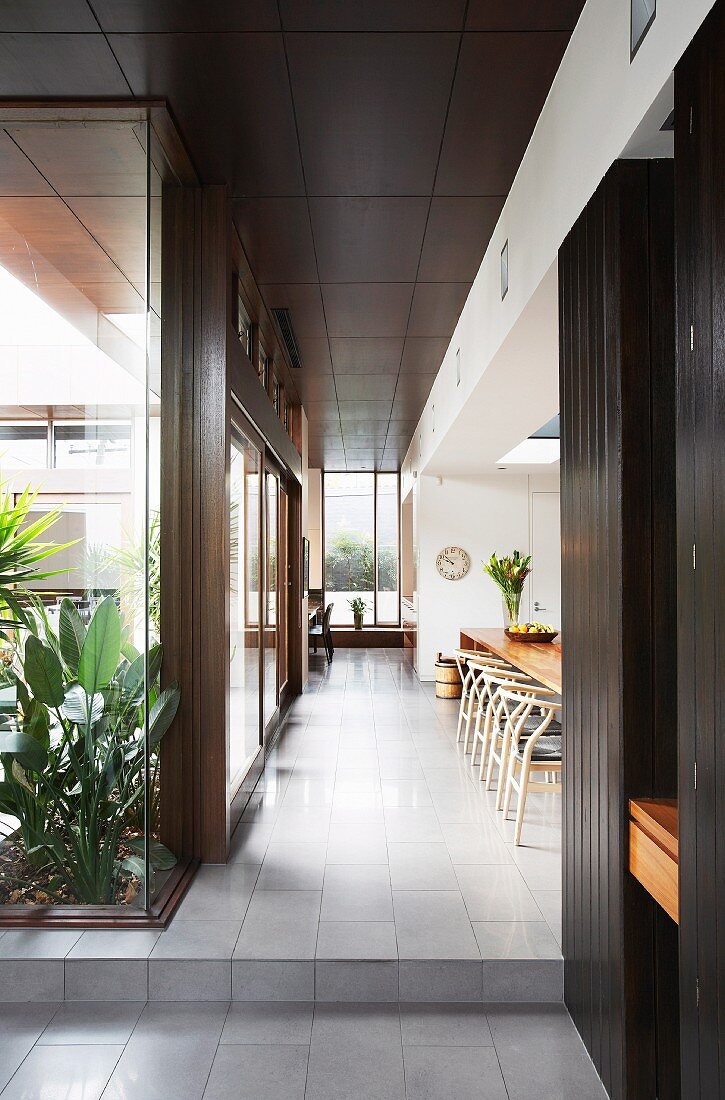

left=559, top=159, right=677, bottom=1100
left=675, top=4, right=725, bottom=1094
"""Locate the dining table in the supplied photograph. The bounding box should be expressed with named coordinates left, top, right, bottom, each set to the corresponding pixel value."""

left=459, top=626, right=562, bottom=694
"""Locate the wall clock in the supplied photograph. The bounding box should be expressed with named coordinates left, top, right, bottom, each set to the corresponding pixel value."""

left=436, top=546, right=470, bottom=581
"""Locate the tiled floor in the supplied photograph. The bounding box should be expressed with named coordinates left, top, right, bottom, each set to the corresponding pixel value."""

left=0, top=1000, right=608, bottom=1099
left=0, top=648, right=563, bottom=1004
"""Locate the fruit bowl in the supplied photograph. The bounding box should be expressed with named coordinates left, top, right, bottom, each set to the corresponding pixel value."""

left=505, top=624, right=559, bottom=644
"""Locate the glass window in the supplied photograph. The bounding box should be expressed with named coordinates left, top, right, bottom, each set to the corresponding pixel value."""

left=272, top=375, right=281, bottom=415
left=323, top=472, right=400, bottom=627
left=324, top=472, right=374, bottom=626
left=0, top=423, right=48, bottom=468
left=53, top=422, right=132, bottom=469
left=229, top=426, right=261, bottom=794
left=264, top=471, right=278, bottom=725
left=237, top=289, right=252, bottom=360
left=258, top=344, right=268, bottom=389
left=376, top=473, right=399, bottom=624
left=0, top=117, right=164, bottom=914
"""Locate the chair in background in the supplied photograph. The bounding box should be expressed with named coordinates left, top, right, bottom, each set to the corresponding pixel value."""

left=498, top=686, right=562, bottom=845
left=454, top=648, right=508, bottom=748
left=309, top=602, right=334, bottom=663
left=467, top=662, right=535, bottom=772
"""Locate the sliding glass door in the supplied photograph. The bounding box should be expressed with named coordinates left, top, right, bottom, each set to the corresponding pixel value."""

left=263, top=467, right=278, bottom=729
left=229, top=423, right=262, bottom=797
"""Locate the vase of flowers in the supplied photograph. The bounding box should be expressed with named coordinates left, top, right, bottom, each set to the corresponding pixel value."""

left=482, top=550, right=532, bottom=626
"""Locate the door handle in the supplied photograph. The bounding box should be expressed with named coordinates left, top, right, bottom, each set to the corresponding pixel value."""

left=534, top=601, right=547, bottom=611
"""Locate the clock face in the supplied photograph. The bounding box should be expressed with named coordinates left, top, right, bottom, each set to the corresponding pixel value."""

left=436, top=546, right=470, bottom=581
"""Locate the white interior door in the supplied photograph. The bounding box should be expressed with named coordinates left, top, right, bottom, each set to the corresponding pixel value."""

left=530, top=492, right=561, bottom=628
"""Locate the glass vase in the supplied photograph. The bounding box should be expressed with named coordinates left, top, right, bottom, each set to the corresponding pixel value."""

left=501, top=594, right=522, bottom=627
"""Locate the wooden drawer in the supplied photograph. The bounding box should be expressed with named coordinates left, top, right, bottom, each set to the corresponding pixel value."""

left=629, top=817, right=679, bottom=924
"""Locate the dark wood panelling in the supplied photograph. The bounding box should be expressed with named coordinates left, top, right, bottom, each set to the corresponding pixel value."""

left=233, top=199, right=317, bottom=284
left=309, top=197, right=429, bottom=283
left=407, top=281, right=471, bottom=337
left=322, top=282, right=414, bottom=337
left=279, top=1, right=467, bottom=32
left=109, top=33, right=305, bottom=196
left=285, top=32, right=459, bottom=195
left=435, top=32, right=569, bottom=195
left=675, top=5, right=725, bottom=1096
left=418, top=196, right=505, bottom=282
left=0, top=1, right=97, bottom=31
left=0, top=34, right=129, bottom=95
left=94, top=0, right=280, bottom=32
left=466, top=0, right=585, bottom=31
left=559, top=160, right=677, bottom=1100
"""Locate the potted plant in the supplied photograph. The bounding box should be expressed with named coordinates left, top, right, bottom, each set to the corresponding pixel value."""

left=348, top=596, right=369, bottom=631
left=482, top=550, right=532, bottom=626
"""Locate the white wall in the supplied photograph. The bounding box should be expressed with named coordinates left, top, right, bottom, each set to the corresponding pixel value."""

left=307, top=468, right=322, bottom=589
left=416, top=472, right=559, bottom=680
left=403, top=0, right=715, bottom=484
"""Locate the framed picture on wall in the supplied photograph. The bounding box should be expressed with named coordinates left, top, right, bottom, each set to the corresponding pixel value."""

left=302, top=537, right=309, bottom=597
left=631, top=0, right=656, bottom=60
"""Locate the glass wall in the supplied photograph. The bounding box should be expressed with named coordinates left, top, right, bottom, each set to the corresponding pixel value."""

left=263, top=469, right=278, bottom=726
left=376, top=473, right=400, bottom=623
left=229, top=425, right=262, bottom=795
left=0, top=118, right=168, bottom=911
left=323, top=472, right=400, bottom=626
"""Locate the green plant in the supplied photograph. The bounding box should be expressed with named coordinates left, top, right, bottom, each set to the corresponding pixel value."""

left=482, top=550, right=532, bottom=623
left=0, top=477, right=74, bottom=632
left=0, top=596, right=180, bottom=903
left=111, top=510, right=161, bottom=637
left=348, top=596, right=369, bottom=617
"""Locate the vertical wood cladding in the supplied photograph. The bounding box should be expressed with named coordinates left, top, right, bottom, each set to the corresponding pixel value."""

left=559, top=160, right=677, bottom=1100
left=675, top=4, right=725, bottom=1095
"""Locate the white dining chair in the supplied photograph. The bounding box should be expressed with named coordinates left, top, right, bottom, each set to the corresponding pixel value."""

left=497, top=686, right=562, bottom=845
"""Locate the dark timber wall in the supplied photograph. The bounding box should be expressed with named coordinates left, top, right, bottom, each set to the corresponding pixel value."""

left=559, top=160, right=677, bottom=1100
left=675, top=4, right=725, bottom=1095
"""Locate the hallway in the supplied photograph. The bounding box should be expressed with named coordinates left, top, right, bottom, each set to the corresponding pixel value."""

left=230, top=647, right=563, bottom=1001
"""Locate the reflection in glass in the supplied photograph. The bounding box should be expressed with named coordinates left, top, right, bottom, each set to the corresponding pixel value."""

left=229, top=429, right=261, bottom=792
left=264, top=471, right=278, bottom=726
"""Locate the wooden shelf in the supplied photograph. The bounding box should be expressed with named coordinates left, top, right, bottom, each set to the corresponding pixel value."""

left=629, top=798, right=679, bottom=924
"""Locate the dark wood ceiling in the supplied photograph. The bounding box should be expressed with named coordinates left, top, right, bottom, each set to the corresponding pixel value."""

left=0, top=1, right=585, bottom=469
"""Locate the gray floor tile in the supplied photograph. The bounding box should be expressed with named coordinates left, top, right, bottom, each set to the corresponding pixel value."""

left=0, top=1003, right=59, bottom=1092
left=454, top=864, right=543, bottom=921
left=202, top=1043, right=308, bottom=1099
left=316, top=921, right=397, bottom=960
left=0, top=1043, right=123, bottom=1100
left=399, top=960, right=482, bottom=1002
left=228, top=823, right=273, bottom=865
left=472, top=921, right=562, bottom=960
left=0, top=929, right=82, bottom=959
left=150, top=920, right=241, bottom=959
left=0, top=960, right=64, bottom=1001
left=232, top=960, right=314, bottom=1001
left=64, top=959, right=148, bottom=1001
left=482, top=959, right=563, bottom=1002
left=220, top=1002, right=313, bottom=1045
left=149, top=959, right=232, bottom=1001
left=400, top=1003, right=493, bottom=1047
left=531, top=889, right=563, bottom=945
left=256, top=841, right=327, bottom=890
left=387, top=843, right=458, bottom=890
left=403, top=1045, right=508, bottom=1099
left=488, top=1005, right=609, bottom=1099
left=393, top=892, right=480, bottom=960
left=175, top=864, right=259, bottom=921
left=315, top=960, right=399, bottom=1002
left=234, top=891, right=321, bottom=959
left=321, top=864, right=393, bottom=921
left=67, top=930, right=160, bottom=959
left=102, top=1002, right=227, bottom=1100
left=37, top=1001, right=144, bottom=1045
left=270, top=806, right=332, bottom=844
left=306, top=1004, right=405, bottom=1100
left=380, top=780, right=432, bottom=808
left=384, top=807, right=444, bottom=843
left=441, top=822, right=512, bottom=864
left=326, top=822, right=389, bottom=864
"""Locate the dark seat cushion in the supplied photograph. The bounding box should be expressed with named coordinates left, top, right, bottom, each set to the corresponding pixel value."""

left=516, top=734, right=562, bottom=762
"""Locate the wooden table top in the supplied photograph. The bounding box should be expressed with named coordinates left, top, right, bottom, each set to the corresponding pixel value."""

left=459, top=627, right=562, bottom=694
